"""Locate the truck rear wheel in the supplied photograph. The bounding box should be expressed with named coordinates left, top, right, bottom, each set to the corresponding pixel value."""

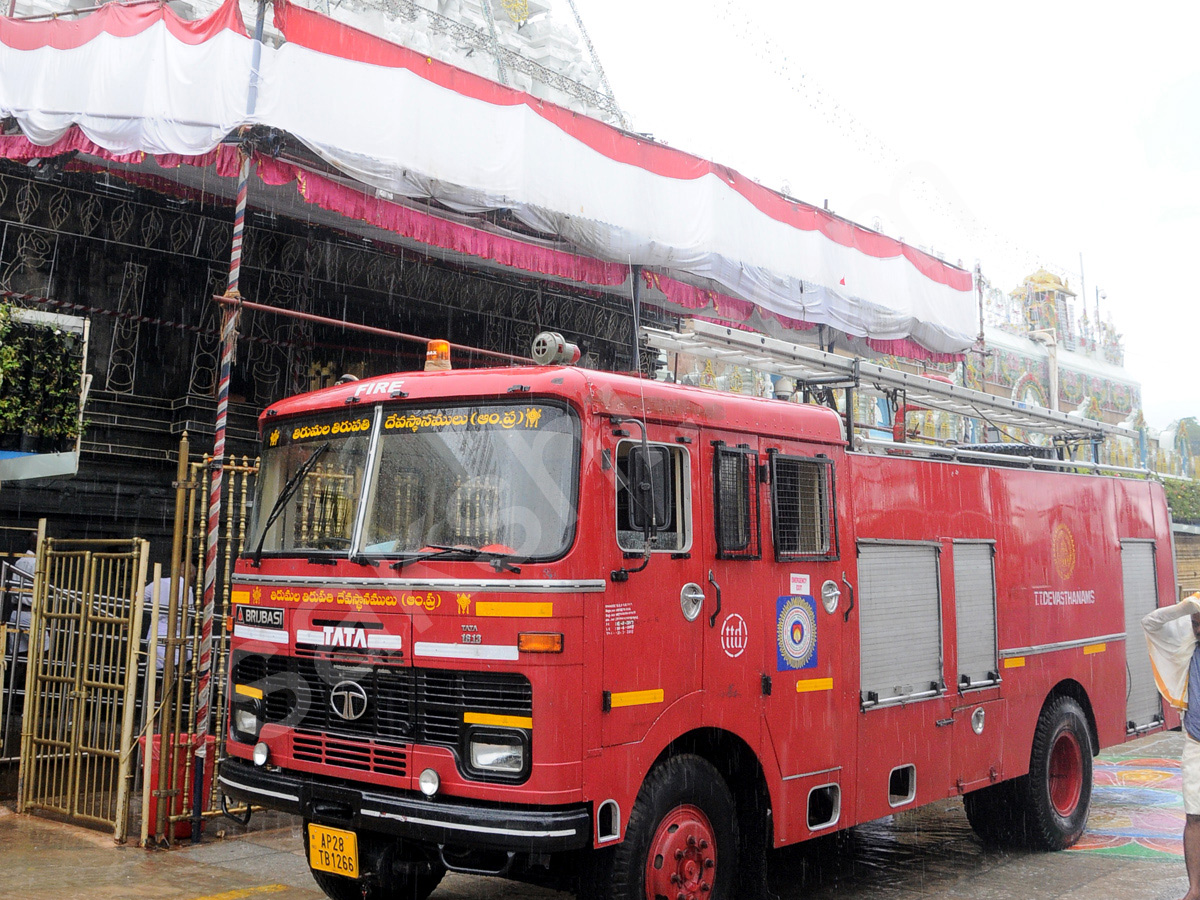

left=1019, top=695, right=1093, bottom=850
left=305, top=825, right=445, bottom=900
left=599, top=754, right=739, bottom=900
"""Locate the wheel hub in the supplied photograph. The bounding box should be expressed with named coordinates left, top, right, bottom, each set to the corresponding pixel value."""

left=645, top=804, right=717, bottom=900
left=1048, top=729, right=1082, bottom=816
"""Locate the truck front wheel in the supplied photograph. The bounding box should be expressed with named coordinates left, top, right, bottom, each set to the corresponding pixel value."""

left=597, top=754, right=739, bottom=900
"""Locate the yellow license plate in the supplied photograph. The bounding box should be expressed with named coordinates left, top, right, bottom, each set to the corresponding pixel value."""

left=308, top=823, right=359, bottom=878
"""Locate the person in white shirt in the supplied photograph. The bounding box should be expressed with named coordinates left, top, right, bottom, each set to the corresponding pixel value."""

left=5, top=534, right=37, bottom=658
left=1143, top=594, right=1200, bottom=900
left=143, top=561, right=196, bottom=673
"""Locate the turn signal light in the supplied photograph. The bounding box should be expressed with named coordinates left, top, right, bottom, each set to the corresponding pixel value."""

left=425, top=339, right=451, bottom=371
left=518, top=632, right=563, bottom=653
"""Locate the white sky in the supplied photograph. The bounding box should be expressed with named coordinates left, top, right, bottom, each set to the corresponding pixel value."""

left=572, top=0, right=1200, bottom=429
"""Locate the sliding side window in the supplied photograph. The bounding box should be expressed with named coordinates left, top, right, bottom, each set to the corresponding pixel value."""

left=769, top=452, right=837, bottom=561
left=713, top=443, right=760, bottom=560
left=615, top=441, right=691, bottom=553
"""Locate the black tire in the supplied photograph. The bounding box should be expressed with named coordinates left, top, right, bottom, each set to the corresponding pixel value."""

left=962, top=779, right=1022, bottom=845
left=309, top=860, right=445, bottom=900
left=1017, top=695, right=1093, bottom=850
left=309, top=867, right=367, bottom=900
left=305, top=824, right=446, bottom=900
left=594, top=754, right=739, bottom=900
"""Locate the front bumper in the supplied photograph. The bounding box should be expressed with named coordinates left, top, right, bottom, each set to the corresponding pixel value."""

left=219, top=757, right=591, bottom=853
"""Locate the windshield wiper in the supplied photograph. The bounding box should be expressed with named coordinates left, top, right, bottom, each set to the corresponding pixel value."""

left=390, top=544, right=522, bottom=574
left=389, top=546, right=462, bottom=571
left=251, top=441, right=331, bottom=564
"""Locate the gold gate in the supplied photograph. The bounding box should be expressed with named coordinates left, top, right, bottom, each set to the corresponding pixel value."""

left=144, top=433, right=257, bottom=845
left=17, top=538, right=149, bottom=842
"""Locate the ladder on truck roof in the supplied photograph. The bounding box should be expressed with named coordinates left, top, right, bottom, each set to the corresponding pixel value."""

left=642, top=319, right=1146, bottom=475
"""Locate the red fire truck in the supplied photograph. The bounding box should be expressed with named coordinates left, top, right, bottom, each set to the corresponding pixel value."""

left=218, top=326, right=1173, bottom=900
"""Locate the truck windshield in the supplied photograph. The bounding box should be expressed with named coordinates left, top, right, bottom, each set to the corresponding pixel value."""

left=361, top=403, right=578, bottom=560
left=249, top=412, right=374, bottom=555
left=247, top=402, right=579, bottom=561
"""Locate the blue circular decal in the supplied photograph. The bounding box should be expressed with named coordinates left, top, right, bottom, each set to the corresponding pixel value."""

left=777, top=596, right=817, bottom=670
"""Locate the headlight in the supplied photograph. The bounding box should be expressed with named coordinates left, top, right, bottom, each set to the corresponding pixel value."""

left=469, top=733, right=525, bottom=774
left=231, top=682, right=265, bottom=743
left=232, top=706, right=260, bottom=741
left=419, top=768, right=440, bottom=796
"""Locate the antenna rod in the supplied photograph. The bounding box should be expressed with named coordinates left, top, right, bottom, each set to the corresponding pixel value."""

left=631, top=265, right=642, bottom=375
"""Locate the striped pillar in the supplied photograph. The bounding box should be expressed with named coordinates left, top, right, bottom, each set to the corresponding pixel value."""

left=195, top=151, right=252, bottom=764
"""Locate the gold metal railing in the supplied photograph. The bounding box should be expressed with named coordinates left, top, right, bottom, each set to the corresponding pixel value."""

left=140, top=433, right=257, bottom=846
left=17, top=537, right=148, bottom=843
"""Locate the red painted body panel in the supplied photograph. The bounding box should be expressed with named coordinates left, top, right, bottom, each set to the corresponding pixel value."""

left=228, top=363, right=1173, bottom=856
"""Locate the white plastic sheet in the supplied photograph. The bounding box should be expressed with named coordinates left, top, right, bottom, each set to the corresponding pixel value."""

left=0, top=0, right=976, bottom=354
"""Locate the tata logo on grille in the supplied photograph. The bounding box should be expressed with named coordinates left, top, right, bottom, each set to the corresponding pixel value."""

left=330, top=681, right=369, bottom=721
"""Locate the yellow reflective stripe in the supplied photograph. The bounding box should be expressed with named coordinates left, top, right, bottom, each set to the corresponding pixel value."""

left=1004, top=657, right=1026, bottom=669
left=235, top=684, right=263, bottom=699
left=475, top=601, right=553, bottom=618
left=463, top=711, right=533, bottom=730
left=231, top=590, right=250, bottom=604
left=1083, top=643, right=1107, bottom=655
left=795, top=677, right=833, bottom=693
left=609, top=689, right=664, bottom=709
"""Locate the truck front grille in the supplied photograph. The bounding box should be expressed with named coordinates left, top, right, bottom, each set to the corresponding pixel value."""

left=231, top=652, right=532, bottom=752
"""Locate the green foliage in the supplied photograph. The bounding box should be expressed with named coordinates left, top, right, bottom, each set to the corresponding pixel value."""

left=0, top=303, right=86, bottom=449
left=1165, top=477, right=1200, bottom=525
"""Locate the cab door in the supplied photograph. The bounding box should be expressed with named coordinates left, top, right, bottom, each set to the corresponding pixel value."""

left=700, top=434, right=763, bottom=742
left=601, top=423, right=706, bottom=746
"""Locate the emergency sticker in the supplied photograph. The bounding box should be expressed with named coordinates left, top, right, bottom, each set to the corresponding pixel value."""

left=776, top=595, right=818, bottom=671
left=789, top=574, right=810, bottom=596
left=720, top=614, right=748, bottom=658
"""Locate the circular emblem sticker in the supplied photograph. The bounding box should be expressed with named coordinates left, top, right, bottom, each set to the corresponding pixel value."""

left=776, top=596, right=817, bottom=670
left=1052, top=523, right=1076, bottom=581
left=720, top=614, right=749, bottom=658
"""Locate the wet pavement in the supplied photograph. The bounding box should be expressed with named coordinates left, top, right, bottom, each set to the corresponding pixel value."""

left=0, top=730, right=1192, bottom=900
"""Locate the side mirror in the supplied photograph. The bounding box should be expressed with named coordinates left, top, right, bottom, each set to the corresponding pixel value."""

left=627, top=446, right=671, bottom=531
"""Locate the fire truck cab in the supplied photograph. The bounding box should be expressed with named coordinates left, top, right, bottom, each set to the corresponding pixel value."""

left=218, top=333, right=1171, bottom=900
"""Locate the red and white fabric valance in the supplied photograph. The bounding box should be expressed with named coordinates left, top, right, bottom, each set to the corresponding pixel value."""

left=0, top=0, right=976, bottom=356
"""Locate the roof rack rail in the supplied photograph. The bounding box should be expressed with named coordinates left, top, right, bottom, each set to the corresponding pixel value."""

left=642, top=319, right=1140, bottom=451
left=854, top=437, right=1150, bottom=477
